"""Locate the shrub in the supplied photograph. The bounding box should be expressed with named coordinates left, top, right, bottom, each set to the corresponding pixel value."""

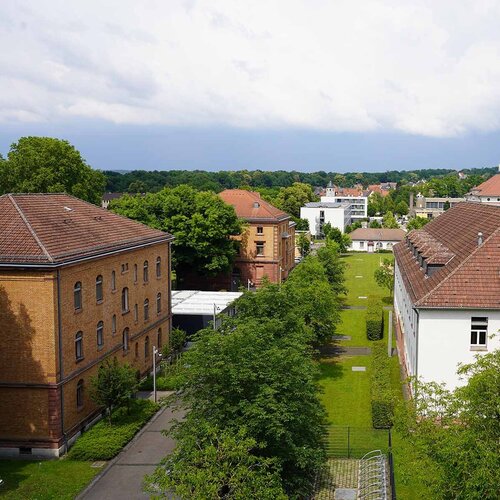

left=170, top=327, right=187, bottom=353
left=68, top=399, right=159, bottom=460
left=366, top=297, right=383, bottom=340
left=370, top=342, right=393, bottom=428
left=138, top=358, right=186, bottom=391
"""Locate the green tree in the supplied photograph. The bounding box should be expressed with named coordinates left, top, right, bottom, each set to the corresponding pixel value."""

left=90, top=359, right=137, bottom=423
left=382, top=211, right=399, bottom=228
left=407, top=217, right=430, bottom=231
left=111, top=185, right=243, bottom=279
left=369, top=219, right=382, bottom=228
left=273, top=182, right=318, bottom=218
left=316, top=240, right=348, bottom=296
left=374, top=258, right=394, bottom=296
left=323, top=224, right=351, bottom=252
left=297, top=233, right=311, bottom=257
left=1, top=136, right=105, bottom=204
left=395, top=200, right=409, bottom=216
left=295, top=218, right=309, bottom=231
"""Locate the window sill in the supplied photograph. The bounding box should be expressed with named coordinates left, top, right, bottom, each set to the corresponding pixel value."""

left=76, top=357, right=85, bottom=364
left=77, top=405, right=84, bottom=413
left=122, top=310, right=130, bottom=316
left=96, top=300, right=103, bottom=305
left=97, top=345, right=104, bottom=351
left=74, top=308, right=83, bottom=315
left=111, top=289, right=117, bottom=294
left=470, top=346, right=487, bottom=352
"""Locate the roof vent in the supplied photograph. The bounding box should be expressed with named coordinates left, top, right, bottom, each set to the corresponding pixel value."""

left=63, top=206, right=73, bottom=212
left=477, top=232, right=483, bottom=246
left=253, top=202, right=260, bottom=208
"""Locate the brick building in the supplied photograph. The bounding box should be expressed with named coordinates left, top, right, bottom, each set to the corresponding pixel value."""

left=218, top=190, right=296, bottom=288
left=0, top=193, right=173, bottom=457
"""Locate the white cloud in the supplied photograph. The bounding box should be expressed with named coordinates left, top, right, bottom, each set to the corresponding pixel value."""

left=2, top=0, right=500, bottom=136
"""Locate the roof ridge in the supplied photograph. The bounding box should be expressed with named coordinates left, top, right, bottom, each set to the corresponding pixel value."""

left=415, top=225, right=500, bottom=306
left=8, top=194, right=54, bottom=262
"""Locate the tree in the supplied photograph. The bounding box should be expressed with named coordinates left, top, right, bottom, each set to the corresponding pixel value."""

left=297, top=233, right=311, bottom=257
left=1, top=136, right=106, bottom=204
left=369, top=219, right=382, bottom=228
left=316, top=241, right=348, bottom=296
left=322, top=224, right=351, bottom=253
left=382, top=211, right=399, bottom=229
left=374, top=258, right=394, bottom=296
left=295, top=218, right=309, bottom=231
left=111, top=185, right=243, bottom=279
left=407, top=216, right=430, bottom=231
left=90, top=358, right=137, bottom=423
left=395, top=200, right=409, bottom=216
left=273, top=182, right=317, bottom=218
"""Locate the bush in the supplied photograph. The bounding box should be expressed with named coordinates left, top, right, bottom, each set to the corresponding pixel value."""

left=138, top=358, right=186, bottom=391
left=366, top=297, right=383, bottom=340
left=370, top=342, right=393, bottom=429
left=68, top=399, right=159, bottom=460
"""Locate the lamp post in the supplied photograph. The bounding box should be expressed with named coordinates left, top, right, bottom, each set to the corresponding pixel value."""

left=247, top=279, right=253, bottom=291
left=152, top=345, right=161, bottom=403
left=213, top=304, right=222, bottom=330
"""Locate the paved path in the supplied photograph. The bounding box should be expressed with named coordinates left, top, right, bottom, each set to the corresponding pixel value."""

left=79, top=396, right=184, bottom=500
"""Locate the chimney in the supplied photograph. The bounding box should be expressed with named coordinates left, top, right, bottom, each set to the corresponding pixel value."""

left=409, top=192, right=414, bottom=209
left=477, top=232, right=483, bottom=246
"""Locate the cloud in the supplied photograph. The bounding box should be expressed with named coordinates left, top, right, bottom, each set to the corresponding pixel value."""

left=2, top=0, right=500, bottom=136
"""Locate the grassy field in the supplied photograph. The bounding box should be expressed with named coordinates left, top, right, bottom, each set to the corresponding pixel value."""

left=0, top=459, right=99, bottom=499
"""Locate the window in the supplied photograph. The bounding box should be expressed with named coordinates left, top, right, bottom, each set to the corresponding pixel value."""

left=74, top=282, right=82, bottom=311
left=121, top=263, right=128, bottom=273
left=134, top=264, right=138, bottom=283
left=145, top=336, right=150, bottom=358
left=75, top=331, right=83, bottom=361
left=112, top=314, right=117, bottom=335
left=111, top=271, right=116, bottom=291
left=156, top=293, right=161, bottom=314
left=76, top=379, right=84, bottom=408
left=256, top=226, right=264, bottom=235
left=359, top=241, right=364, bottom=249
left=256, top=242, right=265, bottom=256
left=121, top=287, right=129, bottom=313
left=157, top=328, right=162, bottom=349
left=156, top=257, right=161, bottom=278
left=134, top=303, right=138, bottom=322
left=144, top=299, right=150, bottom=320
left=143, top=261, right=149, bottom=282
left=471, top=317, right=487, bottom=347
left=123, top=328, right=129, bottom=353
left=135, top=342, right=139, bottom=358
left=96, top=275, right=103, bottom=303
left=96, top=321, right=104, bottom=348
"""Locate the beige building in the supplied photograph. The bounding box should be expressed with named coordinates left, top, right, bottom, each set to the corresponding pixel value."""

left=0, top=193, right=173, bottom=457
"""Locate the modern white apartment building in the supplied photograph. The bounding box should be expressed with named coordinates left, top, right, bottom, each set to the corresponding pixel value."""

left=300, top=202, right=351, bottom=236
left=321, top=182, right=368, bottom=222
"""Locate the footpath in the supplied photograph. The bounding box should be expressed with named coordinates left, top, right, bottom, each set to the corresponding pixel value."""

left=78, top=392, right=184, bottom=500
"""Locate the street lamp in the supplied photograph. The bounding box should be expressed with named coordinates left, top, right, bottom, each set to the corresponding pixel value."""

left=213, top=304, right=222, bottom=330
left=247, top=279, right=253, bottom=291
left=152, top=345, right=162, bottom=403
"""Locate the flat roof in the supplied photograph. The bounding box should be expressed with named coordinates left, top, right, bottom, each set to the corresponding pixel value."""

left=304, top=202, right=350, bottom=208
left=171, top=290, right=243, bottom=315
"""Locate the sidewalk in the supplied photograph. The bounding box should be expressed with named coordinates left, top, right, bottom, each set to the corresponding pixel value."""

left=79, top=394, right=184, bottom=500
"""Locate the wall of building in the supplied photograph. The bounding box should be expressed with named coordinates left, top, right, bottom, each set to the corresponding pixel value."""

left=417, top=308, right=500, bottom=390
left=300, top=206, right=348, bottom=236
left=350, top=240, right=398, bottom=252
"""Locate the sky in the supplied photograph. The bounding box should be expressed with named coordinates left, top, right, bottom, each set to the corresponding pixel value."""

left=1, top=0, right=500, bottom=172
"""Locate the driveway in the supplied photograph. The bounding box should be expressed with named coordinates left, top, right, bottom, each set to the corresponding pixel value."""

left=79, top=396, right=184, bottom=500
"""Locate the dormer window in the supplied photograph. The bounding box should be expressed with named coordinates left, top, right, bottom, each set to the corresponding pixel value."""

left=253, top=202, right=260, bottom=208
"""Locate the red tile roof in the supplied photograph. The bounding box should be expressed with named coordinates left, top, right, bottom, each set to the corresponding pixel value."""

left=218, top=189, right=290, bottom=222
left=0, top=193, right=173, bottom=266
left=469, top=173, right=500, bottom=196
left=349, top=228, right=405, bottom=241
left=394, top=202, right=500, bottom=309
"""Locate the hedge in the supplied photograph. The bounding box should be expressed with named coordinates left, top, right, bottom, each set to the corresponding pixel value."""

left=366, top=297, right=384, bottom=341
left=68, top=399, right=160, bottom=460
left=370, top=342, right=394, bottom=429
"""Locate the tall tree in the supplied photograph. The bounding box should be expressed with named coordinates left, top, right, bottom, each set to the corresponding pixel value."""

left=382, top=211, right=399, bottom=228
left=1, top=136, right=106, bottom=204
left=273, top=182, right=318, bottom=218
left=374, top=258, right=394, bottom=296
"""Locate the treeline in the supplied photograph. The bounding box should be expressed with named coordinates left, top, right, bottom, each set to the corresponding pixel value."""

left=103, top=167, right=497, bottom=194
left=145, top=244, right=346, bottom=499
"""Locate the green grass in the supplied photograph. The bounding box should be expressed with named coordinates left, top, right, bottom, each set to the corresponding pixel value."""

left=0, top=459, right=99, bottom=500
left=336, top=309, right=368, bottom=346
left=341, top=253, right=393, bottom=306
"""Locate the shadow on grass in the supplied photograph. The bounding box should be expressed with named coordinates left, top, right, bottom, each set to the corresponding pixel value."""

left=0, top=461, right=31, bottom=495
left=316, top=359, right=344, bottom=382
left=382, top=296, right=393, bottom=305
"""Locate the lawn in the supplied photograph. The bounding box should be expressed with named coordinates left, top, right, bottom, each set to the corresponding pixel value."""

left=341, top=253, right=393, bottom=306
left=0, top=459, right=99, bottom=500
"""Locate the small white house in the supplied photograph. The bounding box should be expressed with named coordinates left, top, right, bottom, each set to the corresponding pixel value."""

left=300, top=202, right=351, bottom=237
left=349, top=228, right=405, bottom=252
left=393, top=202, right=500, bottom=392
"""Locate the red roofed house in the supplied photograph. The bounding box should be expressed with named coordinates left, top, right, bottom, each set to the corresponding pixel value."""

left=218, top=190, right=296, bottom=288
left=393, top=202, right=500, bottom=392
left=466, top=170, right=500, bottom=205
left=0, top=193, right=173, bottom=457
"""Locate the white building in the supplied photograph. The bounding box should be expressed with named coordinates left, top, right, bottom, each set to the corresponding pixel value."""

left=349, top=228, right=405, bottom=252
left=300, top=202, right=351, bottom=237
left=393, top=202, right=500, bottom=392
left=466, top=169, right=500, bottom=205
left=321, top=182, right=368, bottom=221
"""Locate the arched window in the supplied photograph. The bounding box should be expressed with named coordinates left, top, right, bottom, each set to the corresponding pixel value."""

left=111, top=270, right=116, bottom=291
left=376, top=242, right=383, bottom=250
left=112, top=314, right=117, bottom=335
left=156, top=293, right=161, bottom=314
left=144, top=299, right=150, bottom=320
left=386, top=242, right=393, bottom=250
left=76, top=379, right=84, bottom=408
left=143, top=261, right=149, bottom=282
left=75, top=331, right=83, bottom=360
left=123, top=328, right=129, bottom=352
left=157, top=328, right=162, bottom=349
left=121, top=287, right=129, bottom=313
left=135, top=342, right=139, bottom=358
left=134, top=264, right=138, bottom=283
left=145, top=336, right=150, bottom=358
left=96, top=321, right=104, bottom=348
left=74, top=282, right=82, bottom=310
left=134, top=303, right=138, bottom=322
left=156, top=257, right=161, bottom=278
left=96, top=275, right=103, bottom=302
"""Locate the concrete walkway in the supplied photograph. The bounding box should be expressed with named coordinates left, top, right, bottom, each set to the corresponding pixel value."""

left=79, top=395, right=184, bottom=500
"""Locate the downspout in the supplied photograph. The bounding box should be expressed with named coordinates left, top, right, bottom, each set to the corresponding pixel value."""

left=56, top=269, right=67, bottom=453
left=413, top=307, right=420, bottom=399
